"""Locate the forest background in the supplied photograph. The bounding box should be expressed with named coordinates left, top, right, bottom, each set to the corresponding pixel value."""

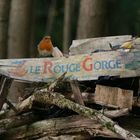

left=1, top=0, right=140, bottom=58
left=0, top=0, right=140, bottom=101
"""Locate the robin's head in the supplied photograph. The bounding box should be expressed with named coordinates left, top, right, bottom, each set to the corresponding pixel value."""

left=44, top=36, right=51, bottom=40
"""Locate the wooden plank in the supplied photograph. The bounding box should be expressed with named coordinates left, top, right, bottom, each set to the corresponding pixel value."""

left=70, top=80, right=84, bottom=105
left=69, top=35, right=132, bottom=55
left=5, top=98, right=18, bottom=113
left=94, top=85, right=133, bottom=110
left=133, top=38, right=140, bottom=50
left=0, top=50, right=139, bottom=83
left=0, top=77, right=13, bottom=111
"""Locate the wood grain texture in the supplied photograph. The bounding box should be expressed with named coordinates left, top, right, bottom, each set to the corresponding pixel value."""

left=1, top=115, right=119, bottom=140
left=95, top=85, right=133, bottom=110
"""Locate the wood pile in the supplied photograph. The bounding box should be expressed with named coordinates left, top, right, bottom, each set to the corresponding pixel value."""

left=0, top=35, right=140, bottom=140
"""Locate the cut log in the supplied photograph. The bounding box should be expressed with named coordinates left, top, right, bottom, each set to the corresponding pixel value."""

left=94, top=85, right=133, bottom=110
left=69, top=35, right=132, bottom=55
left=1, top=115, right=120, bottom=140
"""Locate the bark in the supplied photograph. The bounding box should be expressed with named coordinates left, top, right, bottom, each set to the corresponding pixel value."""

left=63, top=0, right=75, bottom=54
left=16, top=90, right=139, bottom=140
left=36, top=135, right=90, bottom=140
left=77, top=0, right=107, bottom=39
left=0, top=0, right=10, bottom=58
left=1, top=115, right=119, bottom=140
left=0, top=109, right=15, bottom=120
left=0, top=112, right=39, bottom=134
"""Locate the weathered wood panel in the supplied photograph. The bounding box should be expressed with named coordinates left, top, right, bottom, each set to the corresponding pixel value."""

left=133, top=38, right=140, bottom=50
left=69, top=35, right=132, bottom=55
left=95, top=85, right=133, bottom=109
left=0, top=50, right=139, bottom=82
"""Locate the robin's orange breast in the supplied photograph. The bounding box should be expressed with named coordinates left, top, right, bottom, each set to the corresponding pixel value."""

left=39, top=40, right=53, bottom=51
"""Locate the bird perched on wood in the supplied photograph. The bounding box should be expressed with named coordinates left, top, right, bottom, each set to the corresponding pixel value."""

left=38, top=36, right=63, bottom=57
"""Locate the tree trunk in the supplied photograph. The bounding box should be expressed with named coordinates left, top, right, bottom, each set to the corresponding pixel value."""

left=29, top=0, right=37, bottom=58
left=8, top=0, right=32, bottom=58
left=0, top=0, right=10, bottom=58
left=46, top=0, right=57, bottom=35
left=7, top=0, right=33, bottom=103
left=76, top=0, right=107, bottom=39
left=63, top=0, right=75, bottom=54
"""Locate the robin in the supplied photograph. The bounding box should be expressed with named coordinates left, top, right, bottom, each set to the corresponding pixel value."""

left=38, top=36, right=63, bottom=57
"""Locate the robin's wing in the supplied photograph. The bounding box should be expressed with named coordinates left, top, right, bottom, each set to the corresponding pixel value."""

left=52, top=47, right=63, bottom=57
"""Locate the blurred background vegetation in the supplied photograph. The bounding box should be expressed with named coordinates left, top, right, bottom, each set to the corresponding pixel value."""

left=0, top=0, right=140, bottom=59
left=0, top=0, right=140, bottom=103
